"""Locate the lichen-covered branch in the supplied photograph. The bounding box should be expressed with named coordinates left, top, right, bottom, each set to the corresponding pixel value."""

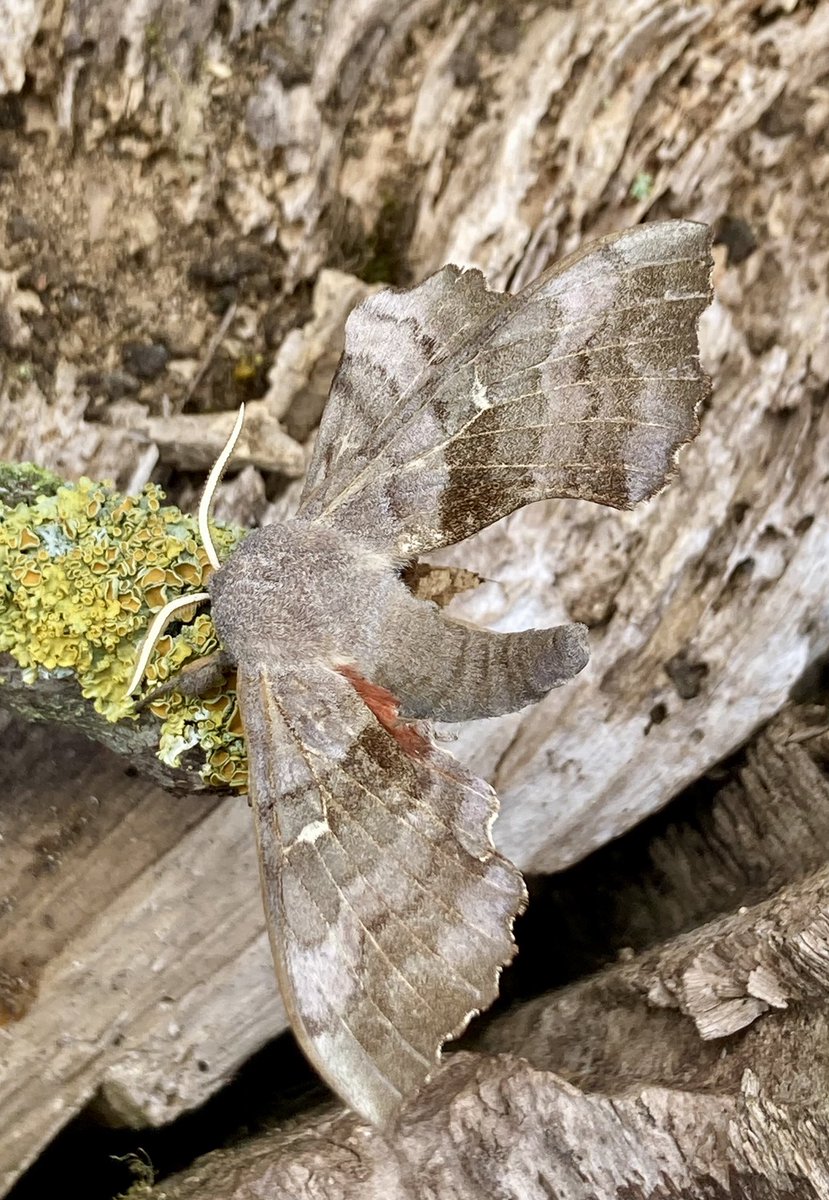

left=0, top=462, right=247, bottom=792
left=0, top=465, right=482, bottom=795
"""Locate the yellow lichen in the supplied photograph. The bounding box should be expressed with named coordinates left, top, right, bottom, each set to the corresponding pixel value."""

left=0, top=473, right=248, bottom=790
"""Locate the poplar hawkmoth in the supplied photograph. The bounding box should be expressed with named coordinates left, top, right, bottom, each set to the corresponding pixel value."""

left=129, top=219, right=712, bottom=1127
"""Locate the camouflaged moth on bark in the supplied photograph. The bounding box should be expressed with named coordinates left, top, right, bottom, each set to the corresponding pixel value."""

left=129, top=219, right=713, bottom=1128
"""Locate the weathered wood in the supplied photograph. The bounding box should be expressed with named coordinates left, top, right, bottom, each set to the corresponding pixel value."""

left=2, top=0, right=829, bottom=1192
left=0, top=712, right=285, bottom=1194
left=142, top=1051, right=829, bottom=1199
left=144, top=703, right=829, bottom=1198
left=482, top=706, right=829, bottom=1059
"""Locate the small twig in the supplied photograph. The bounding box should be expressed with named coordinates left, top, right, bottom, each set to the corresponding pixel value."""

left=181, top=301, right=237, bottom=411
left=124, top=443, right=159, bottom=495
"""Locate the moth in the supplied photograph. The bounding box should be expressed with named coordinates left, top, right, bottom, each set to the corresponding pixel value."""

left=129, top=219, right=712, bottom=1127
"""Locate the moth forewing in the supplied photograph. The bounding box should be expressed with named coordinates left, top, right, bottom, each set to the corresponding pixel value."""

left=237, top=660, right=526, bottom=1128
left=297, top=219, right=713, bottom=555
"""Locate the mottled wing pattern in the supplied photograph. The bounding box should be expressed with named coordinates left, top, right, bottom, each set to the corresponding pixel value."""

left=237, top=660, right=526, bottom=1128
left=298, top=220, right=712, bottom=556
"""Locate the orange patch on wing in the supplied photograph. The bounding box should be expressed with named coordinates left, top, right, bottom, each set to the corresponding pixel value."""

left=337, top=665, right=431, bottom=758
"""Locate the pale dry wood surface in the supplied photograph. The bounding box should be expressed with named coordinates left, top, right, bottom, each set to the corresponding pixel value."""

left=0, top=712, right=285, bottom=1194
left=1, top=0, right=828, bottom=1193
left=145, top=703, right=829, bottom=1198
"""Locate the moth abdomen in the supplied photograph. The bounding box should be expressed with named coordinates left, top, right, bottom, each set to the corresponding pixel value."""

left=375, top=604, right=589, bottom=724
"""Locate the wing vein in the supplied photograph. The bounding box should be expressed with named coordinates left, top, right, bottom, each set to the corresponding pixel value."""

left=279, top=838, right=433, bottom=1068
left=257, top=684, right=460, bottom=1032
left=450, top=416, right=688, bottom=441
left=298, top=744, right=515, bottom=940
left=442, top=460, right=653, bottom=474
left=340, top=768, right=518, bottom=908
left=262, top=683, right=489, bottom=1005
left=323, top=373, right=701, bottom=506
left=322, top=791, right=485, bottom=998
left=489, top=331, right=700, bottom=389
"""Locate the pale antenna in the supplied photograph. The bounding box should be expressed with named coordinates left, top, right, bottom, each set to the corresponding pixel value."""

left=126, top=404, right=246, bottom=697
left=199, top=403, right=246, bottom=569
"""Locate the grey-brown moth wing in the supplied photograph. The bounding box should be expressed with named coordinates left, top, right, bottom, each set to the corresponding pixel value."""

left=297, top=220, right=712, bottom=556
left=237, top=660, right=526, bottom=1127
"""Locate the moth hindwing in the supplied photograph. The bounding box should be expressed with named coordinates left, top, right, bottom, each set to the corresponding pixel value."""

left=240, top=660, right=526, bottom=1127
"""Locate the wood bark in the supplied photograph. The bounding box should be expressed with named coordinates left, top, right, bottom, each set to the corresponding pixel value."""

left=1, top=0, right=828, bottom=1194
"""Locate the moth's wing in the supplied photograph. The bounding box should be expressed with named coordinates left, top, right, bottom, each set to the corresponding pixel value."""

left=297, top=220, right=712, bottom=556
left=237, top=660, right=526, bottom=1128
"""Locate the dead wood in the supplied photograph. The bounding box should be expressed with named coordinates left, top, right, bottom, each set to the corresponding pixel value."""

left=1, top=0, right=829, bottom=1193
left=146, top=704, right=829, bottom=1199
left=0, top=0, right=826, bottom=878
left=0, top=711, right=286, bottom=1196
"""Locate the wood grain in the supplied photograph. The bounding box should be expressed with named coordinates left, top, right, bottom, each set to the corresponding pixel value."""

left=1, top=0, right=828, bottom=1190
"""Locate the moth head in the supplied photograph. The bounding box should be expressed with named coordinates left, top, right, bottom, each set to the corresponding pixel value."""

left=125, top=404, right=246, bottom=698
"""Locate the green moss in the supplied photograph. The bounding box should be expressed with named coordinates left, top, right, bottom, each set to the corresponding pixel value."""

left=0, top=467, right=249, bottom=790
left=0, top=461, right=63, bottom=506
